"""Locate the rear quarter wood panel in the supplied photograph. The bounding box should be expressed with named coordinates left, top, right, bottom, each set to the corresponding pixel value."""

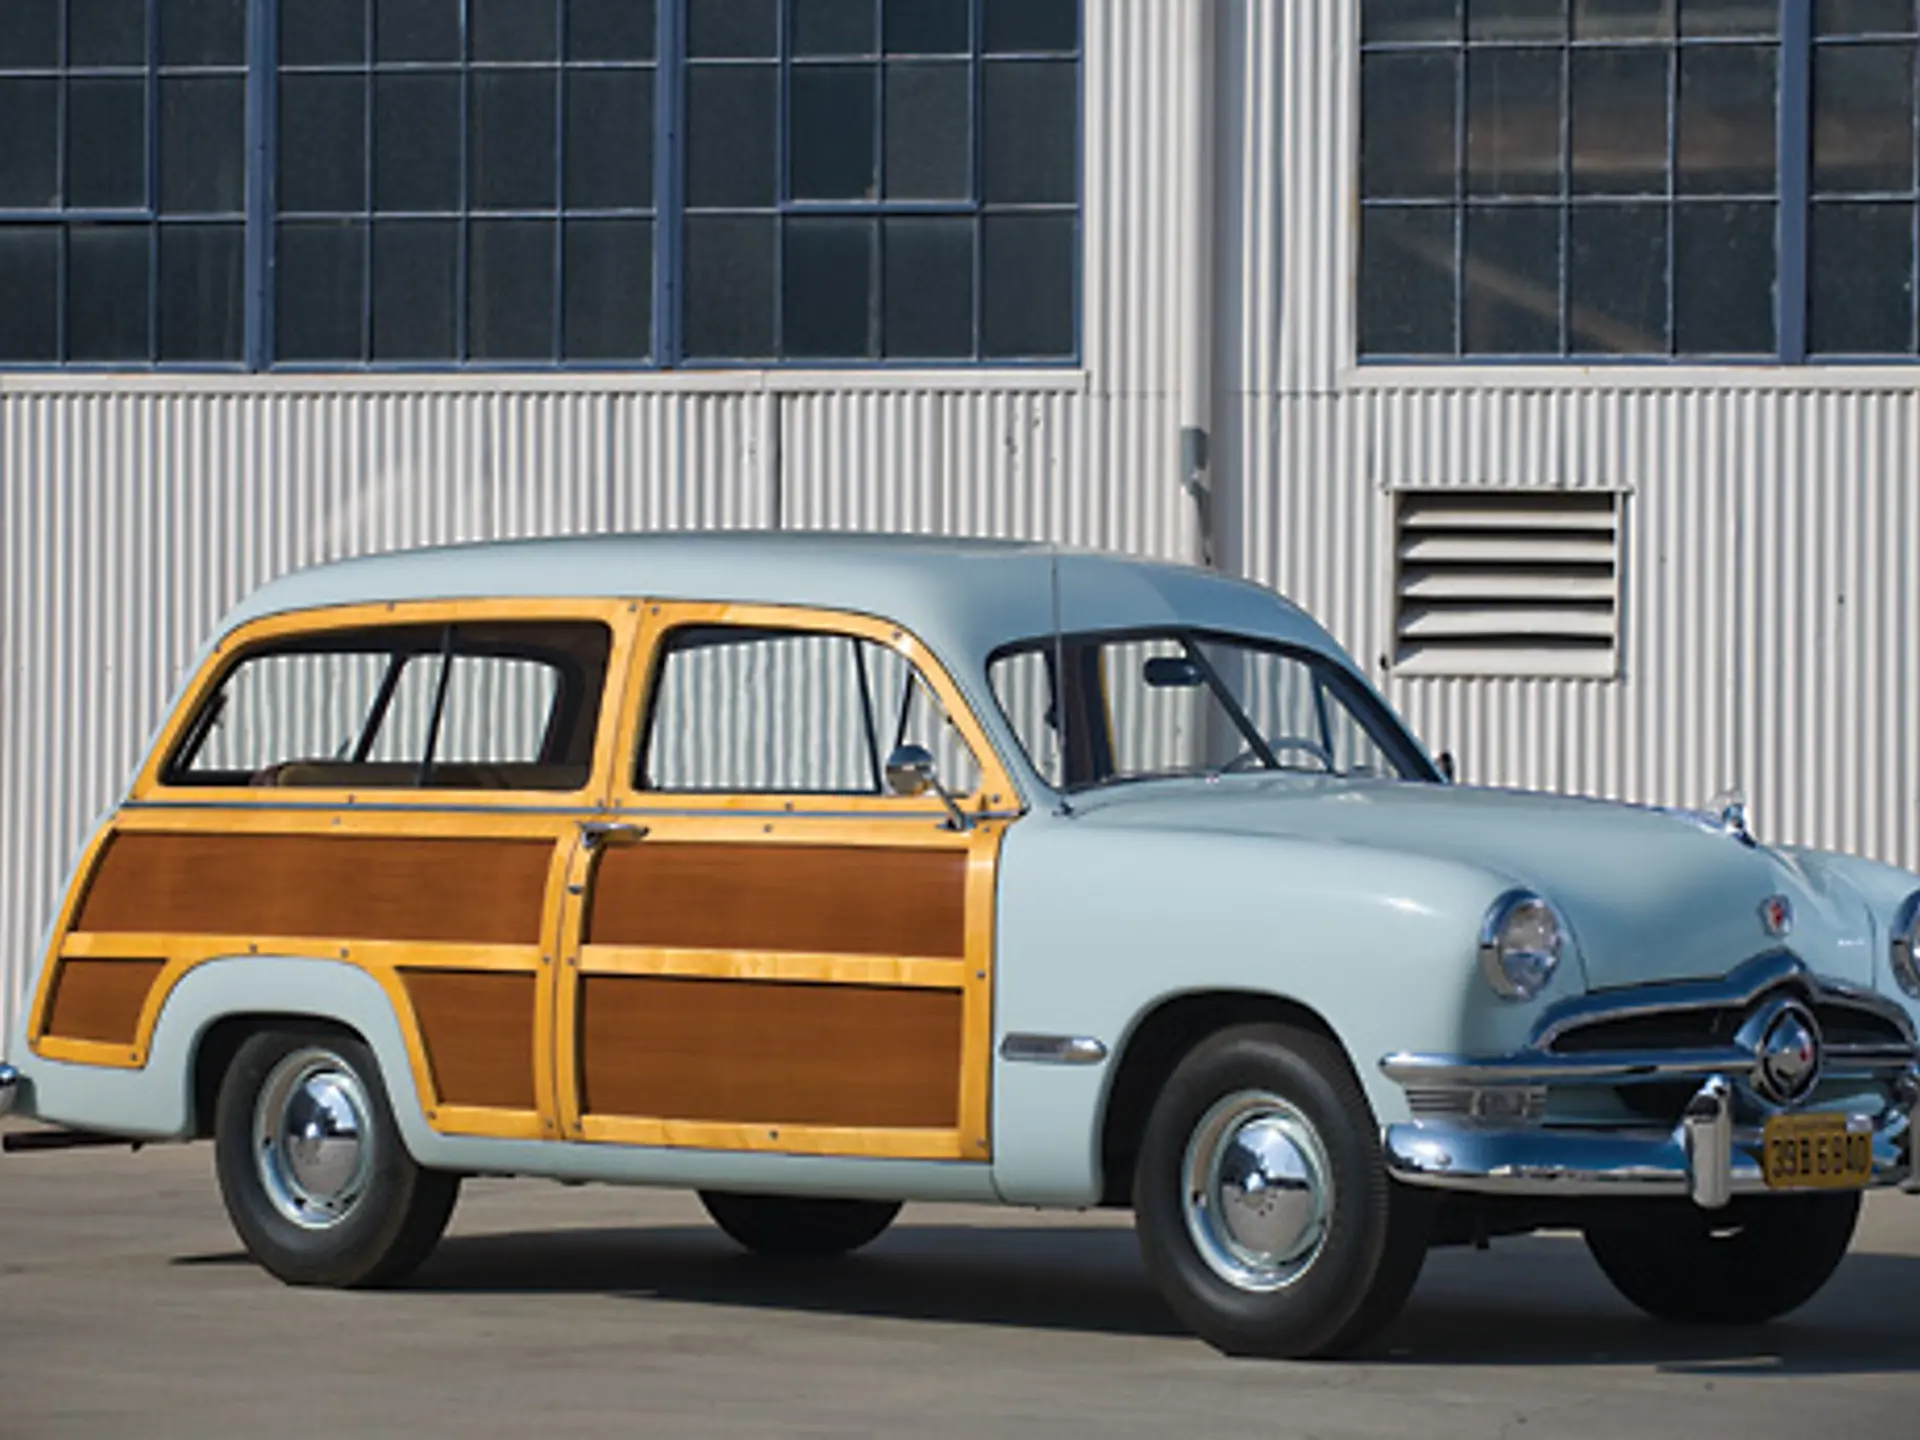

left=42, top=958, right=165, bottom=1044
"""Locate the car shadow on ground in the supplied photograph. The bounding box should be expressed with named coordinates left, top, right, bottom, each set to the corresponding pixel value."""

left=192, top=1220, right=1915, bottom=1374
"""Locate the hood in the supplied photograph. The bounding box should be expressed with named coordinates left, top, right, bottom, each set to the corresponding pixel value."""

left=1065, top=778, right=1877, bottom=990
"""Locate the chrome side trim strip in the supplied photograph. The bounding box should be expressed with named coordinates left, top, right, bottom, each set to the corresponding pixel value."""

left=999, top=1034, right=1109, bottom=1066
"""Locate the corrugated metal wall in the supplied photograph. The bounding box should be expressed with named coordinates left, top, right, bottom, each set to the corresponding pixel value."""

left=4, top=0, right=1916, bottom=1047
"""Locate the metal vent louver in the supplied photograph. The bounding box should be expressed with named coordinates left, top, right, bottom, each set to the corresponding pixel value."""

left=1392, top=490, right=1621, bottom=679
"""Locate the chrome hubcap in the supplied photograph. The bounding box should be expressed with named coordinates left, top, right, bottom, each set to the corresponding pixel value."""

left=1181, top=1090, right=1333, bottom=1292
left=254, top=1048, right=373, bottom=1230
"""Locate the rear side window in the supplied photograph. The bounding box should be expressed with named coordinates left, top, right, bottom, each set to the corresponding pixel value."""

left=166, top=620, right=612, bottom=791
left=639, top=624, right=981, bottom=796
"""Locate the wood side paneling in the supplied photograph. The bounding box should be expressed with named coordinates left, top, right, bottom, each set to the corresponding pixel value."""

left=588, top=844, right=967, bottom=958
left=75, top=833, right=553, bottom=944
left=44, top=958, right=164, bottom=1043
left=402, top=969, right=539, bottom=1111
left=579, top=976, right=963, bottom=1128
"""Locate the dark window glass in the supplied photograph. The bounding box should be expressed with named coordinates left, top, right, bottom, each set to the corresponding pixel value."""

left=885, top=62, right=970, bottom=199
left=687, top=0, right=777, bottom=57
left=1816, top=0, right=1916, bottom=33
left=1467, top=0, right=1567, bottom=41
left=281, top=0, right=368, bottom=65
left=159, top=0, right=247, bottom=65
left=1569, top=202, right=1668, bottom=352
left=71, top=0, right=149, bottom=66
left=0, top=0, right=60, bottom=67
left=685, top=65, right=777, bottom=206
left=469, top=218, right=556, bottom=359
left=1467, top=48, right=1563, bottom=197
left=371, top=219, right=458, bottom=358
left=159, top=77, right=246, bottom=214
left=797, top=0, right=877, bottom=55
left=683, top=214, right=775, bottom=357
left=1677, top=45, right=1778, bottom=195
left=158, top=223, right=245, bottom=361
left=1813, top=44, right=1915, bottom=194
left=983, top=60, right=1076, bottom=203
left=1573, top=0, right=1676, bottom=37
left=1363, top=0, right=1463, bottom=42
left=0, top=227, right=59, bottom=362
left=0, top=80, right=59, bottom=210
left=473, top=0, right=557, bottom=61
left=1571, top=48, right=1668, bottom=195
left=277, top=220, right=367, bottom=360
left=472, top=71, right=558, bottom=211
left=982, top=212, right=1074, bottom=357
left=784, top=217, right=875, bottom=357
left=1361, top=53, right=1458, bottom=199
left=374, top=74, right=462, bottom=212
left=1463, top=205, right=1560, bottom=352
left=1360, top=206, right=1456, bottom=354
left=568, top=0, right=657, bottom=59
left=1680, top=0, right=1778, bottom=36
left=280, top=74, right=368, bottom=213
left=1674, top=200, right=1775, bottom=351
left=984, top=0, right=1078, bottom=53
left=68, top=78, right=148, bottom=210
left=791, top=64, right=877, bottom=201
left=67, top=223, right=149, bottom=360
left=1810, top=202, right=1915, bottom=352
left=565, top=68, right=654, bottom=209
left=884, top=215, right=972, bottom=357
left=376, top=0, right=461, bottom=60
left=885, top=0, right=970, bottom=53
left=564, top=217, right=652, bottom=359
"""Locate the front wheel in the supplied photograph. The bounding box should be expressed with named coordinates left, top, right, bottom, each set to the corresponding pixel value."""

left=1584, top=1191, right=1859, bottom=1324
left=1132, top=1023, right=1431, bottom=1358
left=213, top=1027, right=460, bottom=1287
left=699, top=1192, right=901, bottom=1257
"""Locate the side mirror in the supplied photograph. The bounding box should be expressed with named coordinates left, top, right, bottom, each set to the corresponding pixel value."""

left=1437, top=750, right=1457, bottom=784
left=885, top=743, right=936, bottom=797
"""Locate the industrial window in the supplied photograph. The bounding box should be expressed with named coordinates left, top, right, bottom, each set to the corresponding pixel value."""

left=1359, top=0, right=1920, bottom=361
left=0, top=0, right=1080, bottom=370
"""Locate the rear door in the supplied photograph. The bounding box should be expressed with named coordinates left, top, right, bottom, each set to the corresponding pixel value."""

left=553, top=603, right=1017, bottom=1162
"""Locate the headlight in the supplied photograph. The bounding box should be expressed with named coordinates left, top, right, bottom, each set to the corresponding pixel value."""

left=1891, top=891, right=1920, bottom=1000
left=1479, top=890, right=1565, bottom=1002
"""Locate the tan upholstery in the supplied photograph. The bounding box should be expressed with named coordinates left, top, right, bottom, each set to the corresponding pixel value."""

left=251, top=760, right=586, bottom=791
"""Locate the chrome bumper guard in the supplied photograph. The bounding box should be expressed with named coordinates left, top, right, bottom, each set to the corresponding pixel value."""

left=0, top=1063, right=21, bottom=1118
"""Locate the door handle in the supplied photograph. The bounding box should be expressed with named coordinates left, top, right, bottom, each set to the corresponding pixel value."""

left=578, top=820, right=648, bottom=849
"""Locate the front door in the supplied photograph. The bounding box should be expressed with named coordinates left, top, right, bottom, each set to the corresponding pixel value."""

left=552, top=604, right=1017, bottom=1162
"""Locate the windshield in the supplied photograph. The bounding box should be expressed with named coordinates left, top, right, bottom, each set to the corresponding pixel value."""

left=988, top=629, right=1435, bottom=791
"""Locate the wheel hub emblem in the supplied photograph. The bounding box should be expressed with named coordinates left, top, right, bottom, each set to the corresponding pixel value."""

left=1753, top=1001, right=1822, bottom=1105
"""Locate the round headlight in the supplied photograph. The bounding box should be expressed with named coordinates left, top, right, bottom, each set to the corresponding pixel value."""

left=1479, top=890, right=1565, bottom=1002
left=1891, top=891, right=1920, bottom=1000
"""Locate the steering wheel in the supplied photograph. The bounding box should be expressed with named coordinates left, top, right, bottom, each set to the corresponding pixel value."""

left=1217, top=735, right=1336, bottom=774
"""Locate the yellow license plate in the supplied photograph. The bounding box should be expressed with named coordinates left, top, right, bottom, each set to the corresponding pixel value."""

left=1762, top=1112, right=1874, bottom=1190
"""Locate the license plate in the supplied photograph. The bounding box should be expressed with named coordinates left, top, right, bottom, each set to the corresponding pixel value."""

left=1762, top=1112, right=1874, bottom=1190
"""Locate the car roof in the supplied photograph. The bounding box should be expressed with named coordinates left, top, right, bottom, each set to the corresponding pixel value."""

left=222, top=531, right=1345, bottom=674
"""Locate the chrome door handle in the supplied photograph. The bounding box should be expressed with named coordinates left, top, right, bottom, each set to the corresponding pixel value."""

left=579, top=820, right=648, bottom=849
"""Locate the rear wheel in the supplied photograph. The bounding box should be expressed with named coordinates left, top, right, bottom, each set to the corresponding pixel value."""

left=213, top=1027, right=459, bottom=1287
left=1131, top=1022, right=1431, bottom=1358
left=699, top=1191, right=901, bottom=1257
left=1584, top=1191, right=1859, bottom=1324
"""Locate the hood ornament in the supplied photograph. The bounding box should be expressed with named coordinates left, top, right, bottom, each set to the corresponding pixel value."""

left=1704, top=787, right=1758, bottom=848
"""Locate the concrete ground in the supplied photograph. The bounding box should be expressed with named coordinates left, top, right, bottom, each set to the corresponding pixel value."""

left=2, top=1130, right=1918, bottom=1438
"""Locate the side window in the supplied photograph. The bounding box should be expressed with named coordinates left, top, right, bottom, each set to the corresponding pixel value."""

left=166, top=620, right=611, bottom=790
left=640, top=625, right=982, bottom=797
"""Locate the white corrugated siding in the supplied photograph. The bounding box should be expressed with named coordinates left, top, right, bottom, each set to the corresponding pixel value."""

left=5, top=0, right=1918, bottom=1047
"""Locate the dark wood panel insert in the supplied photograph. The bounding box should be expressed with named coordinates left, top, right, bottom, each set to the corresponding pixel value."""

left=580, top=975, right=963, bottom=1128
left=43, top=958, right=165, bottom=1044
left=588, top=843, right=967, bottom=958
left=74, top=832, right=553, bottom=945
left=402, top=969, right=539, bottom=1111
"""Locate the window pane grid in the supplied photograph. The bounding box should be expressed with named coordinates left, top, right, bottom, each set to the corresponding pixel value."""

left=1361, top=1, right=1785, bottom=359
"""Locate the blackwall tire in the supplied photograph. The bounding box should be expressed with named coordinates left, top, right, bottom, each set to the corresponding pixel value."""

left=1584, top=1191, right=1859, bottom=1324
left=699, top=1192, right=902, bottom=1257
left=1132, top=1022, right=1430, bottom=1359
left=213, top=1027, right=460, bottom=1288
